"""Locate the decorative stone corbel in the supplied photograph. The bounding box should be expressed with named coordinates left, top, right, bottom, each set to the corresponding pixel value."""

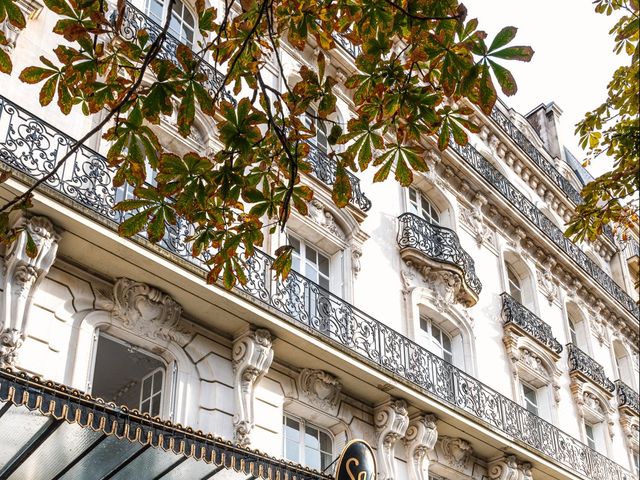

left=351, top=243, right=362, bottom=278
left=439, top=436, right=473, bottom=471
left=404, top=413, right=438, bottom=480
left=488, top=455, right=532, bottom=480
left=1, top=215, right=60, bottom=366
left=232, top=327, right=274, bottom=446
left=459, top=194, right=492, bottom=247
left=374, top=399, right=409, bottom=480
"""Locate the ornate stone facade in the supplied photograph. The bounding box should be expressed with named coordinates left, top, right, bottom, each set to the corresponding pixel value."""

left=404, top=413, right=438, bottom=480
left=297, top=368, right=342, bottom=412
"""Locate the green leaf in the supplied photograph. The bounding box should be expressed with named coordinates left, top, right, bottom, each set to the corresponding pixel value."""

left=488, top=60, right=517, bottom=96
left=25, top=231, right=38, bottom=258
left=332, top=161, right=352, bottom=208
left=117, top=210, right=149, bottom=237
left=488, top=27, right=517, bottom=53
left=272, top=245, right=293, bottom=281
left=490, top=46, right=534, bottom=62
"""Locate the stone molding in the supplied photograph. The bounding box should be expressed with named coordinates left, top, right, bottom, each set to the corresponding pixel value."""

left=487, top=455, right=533, bottom=480
left=619, top=411, right=639, bottom=453
left=1, top=214, right=60, bottom=366
left=404, top=413, right=438, bottom=480
left=570, top=378, right=615, bottom=438
left=232, top=327, right=274, bottom=446
left=374, top=399, right=409, bottom=480
left=439, top=436, right=473, bottom=471
left=110, top=278, right=189, bottom=345
left=297, top=368, right=342, bottom=413
left=308, top=200, right=346, bottom=241
left=400, top=259, right=471, bottom=310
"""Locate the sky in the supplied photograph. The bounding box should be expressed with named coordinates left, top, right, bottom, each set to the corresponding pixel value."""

left=462, top=0, right=624, bottom=176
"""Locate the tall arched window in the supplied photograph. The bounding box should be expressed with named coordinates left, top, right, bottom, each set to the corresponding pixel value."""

left=613, top=341, right=636, bottom=388
left=408, top=187, right=440, bottom=225
left=568, top=317, right=578, bottom=345
left=146, top=0, right=195, bottom=46
left=303, top=111, right=328, bottom=154
left=506, top=263, right=523, bottom=304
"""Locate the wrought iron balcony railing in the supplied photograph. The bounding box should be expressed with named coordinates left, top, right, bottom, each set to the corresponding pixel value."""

left=448, top=141, right=639, bottom=320
left=489, top=105, right=616, bottom=243
left=307, top=143, right=371, bottom=211
left=118, top=2, right=232, bottom=103
left=615, top=380, right=640, bottom=415
left=501, top=292, right=563, bottom=354
left=332, top=32, right=361, bottom=58
left=490, top=107, right=583, bottom=205
left=397, top=213, right=482, bottom=303
left=0, top=95, right=633, bottom=480
left=117, top=4, right=373, bottom=211
left=567, top=344, right=616, bottom=393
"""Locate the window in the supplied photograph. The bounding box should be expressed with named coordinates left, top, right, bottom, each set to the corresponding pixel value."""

left=568, top=317, right=578, bottom=345
left=283, top=415, right=333, bottom=472
left=304, top=111, right=328, bottom=154
left=91, top=333, right=166, bottom=417
left=145, top=0, right=195, bottom=46
left=506, top=264, right=523, bottom=304
left=420, top=317, right=453, bottom=363
left=408, top=188, right=440, bottom=225
left=289, top=235, right=330, bottom=290
left=522, top=384, right=539, bottom=416
left=585, top=422, right=596, bottom=450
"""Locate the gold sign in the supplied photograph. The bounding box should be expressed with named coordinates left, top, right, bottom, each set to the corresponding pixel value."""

left=334, top=439, right=376, bottom=480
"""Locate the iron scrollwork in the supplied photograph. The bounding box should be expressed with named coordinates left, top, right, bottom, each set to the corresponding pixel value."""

left=448, top=139, right=639, bottom=320
left=615, top=380, right=640, bottom=415
left=396, top=213, right=482, bottom=297
left=567, top=343, right=616, bottom=393
left=0, top=94, right=633, bottom=480
left=307, top=142, right=372, bottom=212
left=501, top=292, right=563, bottom=354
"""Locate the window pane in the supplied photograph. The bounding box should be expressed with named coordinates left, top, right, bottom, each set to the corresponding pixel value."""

left=318, top=254, right=329, bottom=276
left=305, top=425, right=320, bottom=450
left=288, top=236, right=301, bottom=253
left=319, top=431, right=332, bottom=453
left=285, top=417, right=300, bottom=438
left=319, top=276, right=330, bottom=291
left=305, top=245, right=317, bottom=264
left=321, top=452, right=332, bottom=471
left=431, top=325, right=442, bottom=344
left=419, top=317, right=429, bottom=332
left=285, top=439, right=299, bottom=462
left=151, top=393, right=161, bottom=416
left=442, top=333, right=452, bottom=352
left=304, top=446, right=321, bottom=471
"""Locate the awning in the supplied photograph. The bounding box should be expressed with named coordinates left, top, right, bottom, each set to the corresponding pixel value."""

left=0, top=368, right=330, bottom=480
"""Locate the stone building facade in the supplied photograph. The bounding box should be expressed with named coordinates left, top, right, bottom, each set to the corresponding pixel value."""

left=0, top=0, right=638, bottom=478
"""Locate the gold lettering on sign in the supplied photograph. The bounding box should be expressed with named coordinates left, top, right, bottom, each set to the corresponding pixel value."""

left=346, top=457, right=369, bottom=480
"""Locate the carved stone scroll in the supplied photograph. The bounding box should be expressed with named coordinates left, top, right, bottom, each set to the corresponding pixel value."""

left=1, top=215, right=60, bottom=366
left=374, top=399, right=409, bottom=480
left=488, top=455, right=533, bottom=480
left=232, top=327, right=274, bottom=446
left=404, top=413, right=438, bottom=480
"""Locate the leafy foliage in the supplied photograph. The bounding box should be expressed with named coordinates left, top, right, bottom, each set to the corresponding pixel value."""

left=0, top=0, right=533, bottom=286
left=566, top=0, right=639, bottom=243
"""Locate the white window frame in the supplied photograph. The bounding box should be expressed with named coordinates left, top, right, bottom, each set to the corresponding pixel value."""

left=139, top=366, right=165, bottom=417
left=521, top=383, right=539, bottom=416
left=419, top=317, right=453, bottom=364
left=288, top=234, right=331, bottom=291
left=568, top=317, right=578, bottom=345
left=145, top=0, right=196, bottom=46
left=408, top=187, right=440, bottom=225
left=584, top=422, right=596, bottom=450
left=90, top=331, right=171, bottom=418
left=303, top=111, right=329, bottom=154
left=283, top=414, right=334, bottom=472
left=506, top=263, right=523, bottom=304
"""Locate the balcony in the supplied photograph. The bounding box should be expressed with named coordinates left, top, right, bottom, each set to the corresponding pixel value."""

left=117, top=4, right=371, bottom=213
left=307, top=143, right=371, bottom=212
left=567, top=344, right=615, bottom=394
left=0, top=97, right=633, bottom=480
left=489, top=104, right=616, bottom=243
left=448, top=140, right=639, bottom=320
left=397, top=213, right=482, bottom=306
left=501, top=292, right=563, bottom=355
left=615, top=380, right=640, bottom=416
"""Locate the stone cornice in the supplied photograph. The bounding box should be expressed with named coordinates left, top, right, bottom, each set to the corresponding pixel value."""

left=423, top=140, right=638, bottom=341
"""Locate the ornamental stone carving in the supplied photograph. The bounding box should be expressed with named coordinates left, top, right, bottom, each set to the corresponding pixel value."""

left=488, top=455, right=532, bottom=480
left=404, top=413, right=438, bottom=480
left=111, top=278, right=188, bottom=344
left=232, top=327, right=274, bottom=446
left=439, top=436, right=473, bottom=470
left=537, top=266, right=558, bottom=305
left=297, top=368, right=342, bottom=412
left=351, top=243, right=362, bottom=277
left=308, top=200, right=346, bottom=240
left=1, top=214, right=60, bottom=367
left=619, top=412, right=639, bottom=452
left=374, top=399, right=409, bottom=480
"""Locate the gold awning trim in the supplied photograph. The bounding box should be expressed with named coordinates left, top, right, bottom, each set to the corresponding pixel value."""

left=0, top=368, right=331, bottom=480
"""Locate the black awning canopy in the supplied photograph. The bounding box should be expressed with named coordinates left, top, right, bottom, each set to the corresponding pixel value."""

left=0, top=369, right=330, bottom=480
